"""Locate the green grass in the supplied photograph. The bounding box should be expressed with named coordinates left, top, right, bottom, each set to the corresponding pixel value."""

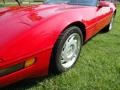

left=2, top=5, right=120, bottom=90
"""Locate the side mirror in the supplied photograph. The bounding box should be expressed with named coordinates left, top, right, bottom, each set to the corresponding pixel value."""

left=98, top=1, right=109, bottom=8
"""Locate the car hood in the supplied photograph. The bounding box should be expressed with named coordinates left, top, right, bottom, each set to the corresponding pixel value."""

left=0, top=4, right=87, bottom=49
left=0, top=4, right=87, bottom=62
left=0, top=5, right=60, bottom=49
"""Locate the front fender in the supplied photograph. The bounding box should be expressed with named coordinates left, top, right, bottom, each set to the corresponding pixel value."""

left=0, top=11, right=84, bottom=63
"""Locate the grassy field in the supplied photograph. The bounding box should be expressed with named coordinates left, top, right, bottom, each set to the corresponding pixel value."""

left=2, top=5, right=120, bottom=90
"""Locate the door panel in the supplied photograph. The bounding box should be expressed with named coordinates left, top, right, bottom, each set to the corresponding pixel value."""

left=95, top=6, right=113, bottom=34
left=81, top=7, right=97, bottom=40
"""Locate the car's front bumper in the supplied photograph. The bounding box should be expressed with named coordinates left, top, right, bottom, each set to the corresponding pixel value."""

left=0, top=62, right=48, bottom=87
left=0, top=49, right=52, bottom=87
left=0, top=66, right=33, bottom=87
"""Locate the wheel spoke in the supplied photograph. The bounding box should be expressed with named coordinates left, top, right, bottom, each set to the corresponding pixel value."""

left=60, top=33, right=81, bottom=68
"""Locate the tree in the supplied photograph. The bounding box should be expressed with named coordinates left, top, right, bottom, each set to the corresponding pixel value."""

left=3, top=0, right=5, bottom=5
left=15, top=0, right=22, bottom=5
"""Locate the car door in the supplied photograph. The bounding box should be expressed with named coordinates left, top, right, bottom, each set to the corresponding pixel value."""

left=78, top=0, right=98, bottom=40
left=94, top=0, right=113, bottom=34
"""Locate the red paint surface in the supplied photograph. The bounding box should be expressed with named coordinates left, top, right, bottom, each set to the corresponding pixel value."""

left=0, top=1, right=116, bottom=87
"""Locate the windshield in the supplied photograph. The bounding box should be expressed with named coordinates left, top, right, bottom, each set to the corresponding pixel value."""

left=44, top=0, right=98, bottom=6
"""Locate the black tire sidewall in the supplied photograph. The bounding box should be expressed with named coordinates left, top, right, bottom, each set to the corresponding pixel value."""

left=54, top=26, right=83, bottom=73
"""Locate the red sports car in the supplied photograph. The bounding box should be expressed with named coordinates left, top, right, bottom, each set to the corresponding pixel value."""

left=0, top=0, right=116, bottom=87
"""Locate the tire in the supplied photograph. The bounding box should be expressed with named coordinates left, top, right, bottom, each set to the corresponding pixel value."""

left=50, top=26, right=83, bottom=74
left=102, top=16, right=114, bottom=32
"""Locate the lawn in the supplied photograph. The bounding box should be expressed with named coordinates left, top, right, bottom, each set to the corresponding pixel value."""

left=2, top=5, right=120, bottom=90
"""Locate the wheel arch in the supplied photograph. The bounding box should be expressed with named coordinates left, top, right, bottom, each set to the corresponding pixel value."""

left=62, top=21, right=86, bottom=42
left=49, top=21, right=86, bottom=73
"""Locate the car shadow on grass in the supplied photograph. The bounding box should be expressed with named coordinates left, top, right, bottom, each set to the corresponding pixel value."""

left=1, top=74, right=56, bottom=90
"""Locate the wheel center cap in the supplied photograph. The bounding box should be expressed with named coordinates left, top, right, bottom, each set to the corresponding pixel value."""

left=67, top=44, right=75, bottom=58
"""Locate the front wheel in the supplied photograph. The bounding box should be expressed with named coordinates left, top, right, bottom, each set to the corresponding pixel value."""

left=50, top=26, right=83, bottom=74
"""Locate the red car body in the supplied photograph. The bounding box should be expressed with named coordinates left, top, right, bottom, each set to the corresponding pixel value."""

left=0, top=0, right=116, bottom=87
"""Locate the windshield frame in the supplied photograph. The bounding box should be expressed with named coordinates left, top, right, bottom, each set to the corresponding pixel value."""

left=44, top=0, right=99, bottom=6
